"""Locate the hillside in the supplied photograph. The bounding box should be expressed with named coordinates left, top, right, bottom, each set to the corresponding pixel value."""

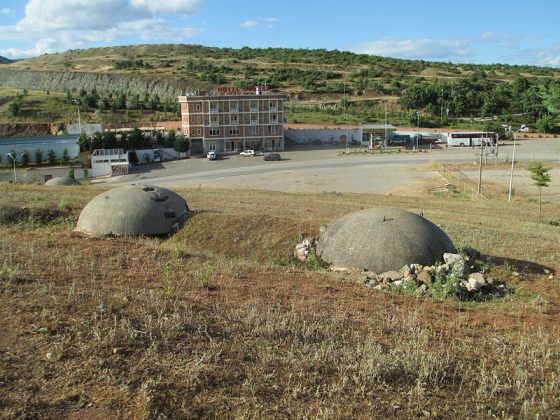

left=2, top=44, right=560, bottom=130
left=0, top=56, right=14, bottom=65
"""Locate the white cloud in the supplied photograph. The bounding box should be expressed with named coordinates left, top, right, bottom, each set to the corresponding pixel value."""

left=240, top=17, right=278, bottom=29
left=0, top=0, right=201, bottom=58
left=353, top=37, right=473, bottom=60
left=130, top=0, right=199, bottom=15
left=1, top=8, right=15, bottom=16
left=507, top=47, right=560, bottom=67
left=240, top=20, right=259, bottom=28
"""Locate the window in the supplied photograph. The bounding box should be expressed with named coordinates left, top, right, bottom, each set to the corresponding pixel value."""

left=195, top=103, right=201, bottom=111
left=210, top=101, right=218, bottom=112
left=250, top=114, right=258, bottom=125
left=269, top=101, right=277, bottom=110
left=230, top=101, right=238, bottom=112
left=249, top=126, right=259, bottom=135
left=210, top=128, right=220, bottom=136
left=230, top=114, right=239, bottom=125
left=197, top=128, right=202, bottom=135
left=269, top=125, right=277, bottom=134
left=210, top=115, right=218, bottom=126
left=250, top=101, right=258, bottom=111
left=229, top=127, right=240, bottom=136
left=270, top=114, right=277, bottom=124
left=195, top=115, right=201, bottom=123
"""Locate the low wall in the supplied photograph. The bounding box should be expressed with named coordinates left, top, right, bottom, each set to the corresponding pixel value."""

left=285, top=128, right=363, bottom=144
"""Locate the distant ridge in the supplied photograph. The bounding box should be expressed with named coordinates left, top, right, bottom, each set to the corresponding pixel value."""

left=0, top=56, right=14, bottom=64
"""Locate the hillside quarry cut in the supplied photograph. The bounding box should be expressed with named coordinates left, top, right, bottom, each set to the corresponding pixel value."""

left=316, top=208, right=456, bottom=273
left=76, top=184, right=189, bottom=237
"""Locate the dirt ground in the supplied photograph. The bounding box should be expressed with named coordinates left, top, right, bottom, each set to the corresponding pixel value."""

left=1, top=186, right=560, bottom=418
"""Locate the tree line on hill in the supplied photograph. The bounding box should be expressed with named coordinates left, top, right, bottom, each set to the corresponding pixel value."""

left=66, top=87, right=180, bottom=114
left=77, top=129, right=189, bottom=154
left=398, top=71, right=560, bottom=132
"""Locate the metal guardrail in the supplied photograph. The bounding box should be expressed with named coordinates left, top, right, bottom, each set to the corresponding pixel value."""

left=432, top=161, right=489, bottom=200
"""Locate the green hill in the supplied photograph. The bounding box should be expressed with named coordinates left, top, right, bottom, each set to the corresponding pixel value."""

left=2, top=44, right=560, bottom=131
left=0, top=56, right=14, bottom=64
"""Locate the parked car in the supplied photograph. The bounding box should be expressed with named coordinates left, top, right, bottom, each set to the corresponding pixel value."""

left=263, top=153, right=281, bottom=161
left=207, top=151, right=217, bottom=160
left=240, top=149, right=255, bottom=157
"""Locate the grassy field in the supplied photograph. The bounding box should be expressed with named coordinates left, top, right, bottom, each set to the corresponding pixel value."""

left=1, top=183, right=560, bottom=417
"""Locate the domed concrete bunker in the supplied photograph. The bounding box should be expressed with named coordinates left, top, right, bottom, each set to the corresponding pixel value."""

left=76, top=184, right=189, bottom=237
left=45, top=177, right=81, bottom=186
left=317, top=208, right=456, bottom=273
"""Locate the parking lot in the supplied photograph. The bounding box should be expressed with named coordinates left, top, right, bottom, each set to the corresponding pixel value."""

left=104, top=138, right=560, bottom=198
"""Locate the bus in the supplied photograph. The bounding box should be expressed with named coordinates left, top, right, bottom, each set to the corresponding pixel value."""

left=446, top=132, right=497, bottom=147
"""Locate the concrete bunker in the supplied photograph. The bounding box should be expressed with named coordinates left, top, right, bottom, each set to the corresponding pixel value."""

left=316, top=208, right=456, bottom=273
left=76, top=184, right=189, bottom=237
left=45, top=177, right=81, bottom=186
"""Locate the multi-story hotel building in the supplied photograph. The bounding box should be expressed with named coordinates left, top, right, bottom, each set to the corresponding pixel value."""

left=179, top=87, right=287, bottom=155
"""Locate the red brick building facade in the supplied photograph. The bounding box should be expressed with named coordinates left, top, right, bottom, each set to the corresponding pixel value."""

left=179, top=88, right=287, bottom=154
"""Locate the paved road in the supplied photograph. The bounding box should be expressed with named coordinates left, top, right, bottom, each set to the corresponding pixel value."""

left=100, top=138, right=560, bottom=194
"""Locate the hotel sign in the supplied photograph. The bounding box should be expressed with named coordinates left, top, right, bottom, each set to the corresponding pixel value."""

left=217, top=86, right=272, bottom=94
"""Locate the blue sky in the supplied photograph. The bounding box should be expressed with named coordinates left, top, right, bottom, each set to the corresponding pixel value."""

left=0, top=0, right=559, bottom=66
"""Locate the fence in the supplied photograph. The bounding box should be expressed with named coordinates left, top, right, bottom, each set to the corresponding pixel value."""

left=432, top=161, right=489, bottom=200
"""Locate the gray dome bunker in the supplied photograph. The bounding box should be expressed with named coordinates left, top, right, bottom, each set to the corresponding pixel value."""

left=45, top=177, right=81, bottom=186
left=76, top=184, right=189, bottom=237
left=317, top=208, right=456, bottom=273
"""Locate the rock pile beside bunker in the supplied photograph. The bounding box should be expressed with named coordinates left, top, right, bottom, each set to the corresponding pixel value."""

left=45, top=177, right=81, bottom=186
left=316, top=208, right=456, bottom=273
left=76, top=184, right=189, bottom=237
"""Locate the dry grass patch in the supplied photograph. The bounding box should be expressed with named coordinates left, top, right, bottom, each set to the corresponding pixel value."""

left=0, top=183, right=559, bottom=417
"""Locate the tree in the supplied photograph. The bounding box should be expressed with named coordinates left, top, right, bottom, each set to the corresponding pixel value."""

left=20, top=150, right=30, bottom=167
left=61, top=148, right=70, bottom=165
left=35, top=149, right=43, bottom=166
left=78, top=133, right=90, bottom=152
left=47, top=149, right=57, bottom=166
left=535, top=115, right=556, bottom=133
left=68, top=167, right=75, bottom=179
left=127, top=128, right=145, bottom=149
left=528, top=162, right=551, bottom=223
left=148, top=93, right=160, bottom=110
left=7, top=100, right=20, bottom=117
left=173, top=136, right=189, bottom=153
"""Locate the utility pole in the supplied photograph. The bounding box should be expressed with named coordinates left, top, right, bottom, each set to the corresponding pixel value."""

left=344, top=83, right=348, bottom=154
left=477, top=140, right=483, bottom=194
left=384, top=102, right=388, bottom=152
left=508, top=128, right=520, bottom=203
left=440, top=88, right=444, bottom=123
left=416, top=111, right=420, bottom=151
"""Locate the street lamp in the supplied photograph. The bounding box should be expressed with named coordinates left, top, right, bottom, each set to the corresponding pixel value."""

left=6, top=152, right=17, bottom=183
left=507, top=127, right=522, bottom=203
left=416, top=111, right=420, bottom=151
